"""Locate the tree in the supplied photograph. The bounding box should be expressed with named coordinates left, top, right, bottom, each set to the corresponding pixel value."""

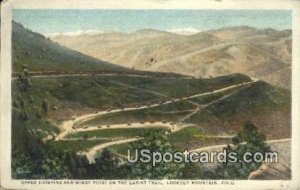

left=63, top=152, right=78, bottom=177
left=20, top=109, right=29, bottom=121
left=238, top=122, right=268, bottom=148
left=92, top=148, right=120, bottom=179
left=212, top=122, right=270, bottom=179
left=17, top=64, right=31, bottom=91
left=39, top=154, right=71, bottom=179
left=42, top=99, right=50, bottom=115
left=128, top=129, right=183, bottom=179
left=12, top=150, right=33, bottom=179
left=82, top=134, right=88, bottom=140
left=180, top=162, right=203, bottom=179
left=75, top=155, right=90, bottom=179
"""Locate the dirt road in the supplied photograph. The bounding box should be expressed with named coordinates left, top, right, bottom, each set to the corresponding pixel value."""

left=191, top=138, right=291, bottom=152
left=12, top=72, right=192, bottom=80
left=78, top=138, right=140, bottom=162
left=53, top=79, right=258, bottom=162
left=55, top=79, right=257, bottom=141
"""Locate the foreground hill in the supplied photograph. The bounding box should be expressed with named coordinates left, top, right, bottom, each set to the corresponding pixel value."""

left=52, top=26, right=292, bottom=89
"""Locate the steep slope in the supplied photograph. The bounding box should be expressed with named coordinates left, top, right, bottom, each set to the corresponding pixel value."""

left=12, top=21, right=132, bottom=74
left=52, top=26, right=292, bottom=89
left=186, top=81, right=291, bottom=139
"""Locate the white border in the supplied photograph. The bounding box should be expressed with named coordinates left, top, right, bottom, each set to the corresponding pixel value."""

left=1, top=0, right=300, bottom=189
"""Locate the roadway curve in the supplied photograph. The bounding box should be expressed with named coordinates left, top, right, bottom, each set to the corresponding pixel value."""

left=79, top=138, right=141, bottom=162
left=52, top=79, right=258, bottom=162
left=190, top=138, right=291, bottom=152
left=55, top=79, right=257, bottom=140
left=12, top=72, right=193, bottom=80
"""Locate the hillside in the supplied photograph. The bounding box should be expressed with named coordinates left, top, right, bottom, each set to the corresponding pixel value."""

left=186, top=81, right=291, bottom=139
left=12, top=21, right=132, bottom=74
left=73, top=79, right=290, bottom=143
left=52, top=26, right=292, bottom=89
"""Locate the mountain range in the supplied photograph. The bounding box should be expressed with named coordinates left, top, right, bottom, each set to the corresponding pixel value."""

left=52, top=26, right=292, bottom=89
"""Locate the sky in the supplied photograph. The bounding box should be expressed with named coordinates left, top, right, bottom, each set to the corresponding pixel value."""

left=13, top=9, right=292, bottom=36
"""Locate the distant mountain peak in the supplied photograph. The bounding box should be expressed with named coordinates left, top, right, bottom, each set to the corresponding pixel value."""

left=130, top=28, right=173, bottom=36
left=46, top=29, right=106, bottom=37
left=166, top=27, right=201, bottom=35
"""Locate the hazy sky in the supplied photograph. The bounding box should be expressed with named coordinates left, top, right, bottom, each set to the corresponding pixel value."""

left=13, top=9, right=292, bottom=36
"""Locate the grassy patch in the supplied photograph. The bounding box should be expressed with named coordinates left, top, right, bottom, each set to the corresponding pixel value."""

left=168, top=127, right=204, bottom=144
left=108, top=143, right=131, bottom=156
left=108, top=127, right=204, bottom=155
left=65, top=127, right=165, bottom=139
left=165, top=127, right=231, bottom=150
left=80, top=109, right=192, bottom=126
left=189, top=83, right=251, bottom=105
left=79, top=100, right=196, bottom=126
left=46, top=140, right=108, bottom=152
left=104, top=74, right=252, bottom=98
left=108, top=127, right=232, bottom=155
left=29, top=76, right=166, bottom=110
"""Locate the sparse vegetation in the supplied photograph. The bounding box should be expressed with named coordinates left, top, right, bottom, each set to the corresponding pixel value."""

left=65, top=127, right=165, bottom=139
left=46, top=140, right=109, bottom=152
left=79, top=102, right=195, bottom=126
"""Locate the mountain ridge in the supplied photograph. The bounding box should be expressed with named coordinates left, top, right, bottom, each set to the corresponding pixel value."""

left=51, top=26, right=292, bottom=89
left=12, top=21, right=187, bottom=78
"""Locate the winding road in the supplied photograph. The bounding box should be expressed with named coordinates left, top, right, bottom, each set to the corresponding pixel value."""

left=78, top=138, right=141, bottom=162
left=12, top=72, right=193, bottom=80
left=55, top=79, right=257, bottom=139
left=52, top=79, right=258, bottom=162
left=190, top=138, right=291, bottom=153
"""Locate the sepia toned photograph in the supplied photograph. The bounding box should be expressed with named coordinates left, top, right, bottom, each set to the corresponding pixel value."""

left=1, top=0, right=300, bottom=189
